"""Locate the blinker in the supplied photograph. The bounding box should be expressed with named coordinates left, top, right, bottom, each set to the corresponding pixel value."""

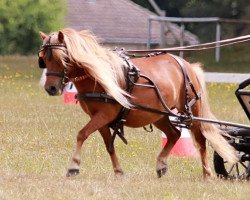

left=37, top=45, right=53, bottom=69
left=38, top=57, right=46, bottom=69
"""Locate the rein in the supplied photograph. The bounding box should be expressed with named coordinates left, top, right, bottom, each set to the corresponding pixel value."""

left=125, top=34, right=250, bottom=55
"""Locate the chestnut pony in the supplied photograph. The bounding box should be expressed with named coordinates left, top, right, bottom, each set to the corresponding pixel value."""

left=38, top=28, right=237, bottom=178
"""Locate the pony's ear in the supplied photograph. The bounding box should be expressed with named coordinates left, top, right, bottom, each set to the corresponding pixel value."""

left=58, top=31, right=64, bottom=43
left=40, top=32, right=47, bottom=41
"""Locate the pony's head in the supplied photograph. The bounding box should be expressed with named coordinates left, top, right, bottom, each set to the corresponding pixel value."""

left=38, top=31, right=68, bottom=96
left=38, top=28, right=132, bottom=108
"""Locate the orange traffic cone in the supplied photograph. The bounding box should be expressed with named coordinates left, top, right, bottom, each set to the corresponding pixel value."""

left=63, top=83, right=77, bottom=104
left=162, top=128, right=198, bottom=157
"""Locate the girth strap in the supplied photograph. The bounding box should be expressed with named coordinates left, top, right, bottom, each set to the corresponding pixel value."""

left=76, top=93, right=116, bottom=104
left=108, top=61, right=140, bottom=153
left=75, top=92, right=130, bottom=151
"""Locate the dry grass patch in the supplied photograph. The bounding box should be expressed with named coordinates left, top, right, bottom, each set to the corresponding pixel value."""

left=0, top=56, right=250, bottom=199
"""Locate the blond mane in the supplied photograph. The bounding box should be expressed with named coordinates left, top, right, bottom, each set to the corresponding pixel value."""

left=52, top=28, right=132, bottom=108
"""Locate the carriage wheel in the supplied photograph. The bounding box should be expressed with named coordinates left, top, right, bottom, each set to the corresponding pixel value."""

left=213, top=151, right=250, bottom=180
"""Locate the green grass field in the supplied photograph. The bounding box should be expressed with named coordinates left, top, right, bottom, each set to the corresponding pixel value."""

left=0, top=55, right=249, bottom=200
left=185, top=42, right=250, bottom=73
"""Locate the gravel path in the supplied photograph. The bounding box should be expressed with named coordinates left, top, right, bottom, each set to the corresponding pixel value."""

left=205, top=72, right=250, bottom=83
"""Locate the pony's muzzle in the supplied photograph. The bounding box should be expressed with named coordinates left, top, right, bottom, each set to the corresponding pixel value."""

left=45, top=85, right=62, bottom=96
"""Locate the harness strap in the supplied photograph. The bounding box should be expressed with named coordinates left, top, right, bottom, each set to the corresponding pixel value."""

left=168, top=54, right=201, bottom=114
left=69, top=74, right=90, bottom=83
left=75, top=55, right=140, bottom=153
left=108, top=55, right=140, bottom=153
left=75, top=51, right=201, bottom=151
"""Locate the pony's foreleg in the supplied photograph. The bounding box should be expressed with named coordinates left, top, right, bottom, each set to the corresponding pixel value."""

left=154, top=117, right=181, bottom=178
left=66, top=113, right=109, bottom=177
left=99, top=126, right=124, bottom=176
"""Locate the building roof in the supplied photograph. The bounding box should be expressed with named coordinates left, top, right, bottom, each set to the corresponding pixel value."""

left=66, top=0, right=199, bottom=45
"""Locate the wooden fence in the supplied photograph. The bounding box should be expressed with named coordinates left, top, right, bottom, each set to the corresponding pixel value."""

left=147, top=16, right=250, bottom=62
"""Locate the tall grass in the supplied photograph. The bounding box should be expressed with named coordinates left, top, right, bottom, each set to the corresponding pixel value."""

left=0, top=55, right=249, bottom=200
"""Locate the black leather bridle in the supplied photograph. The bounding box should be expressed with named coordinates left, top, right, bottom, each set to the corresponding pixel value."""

left=38, top=36, right=69, bottom=85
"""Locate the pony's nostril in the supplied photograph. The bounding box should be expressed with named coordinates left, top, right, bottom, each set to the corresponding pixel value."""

left=49, top=86, right=57, bottom=94
left=46, top=85, right=58, bottom=95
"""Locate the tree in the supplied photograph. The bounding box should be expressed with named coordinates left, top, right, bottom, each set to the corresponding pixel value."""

left=131, top=0, right=250, bottom=41
left=0, top=0, right=66, bottom=55
left=178, top=0, right=250, bottom=41
left=131, top=0, right=153, bottom=11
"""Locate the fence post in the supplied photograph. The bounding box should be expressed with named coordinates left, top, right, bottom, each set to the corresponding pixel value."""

left=147, top=18, right=152, bottom=49
left=215, top=22, right=221, bottom=62
left=160, top=21, right=166, bottom=47
left=179, top=22, right=184, bottom=57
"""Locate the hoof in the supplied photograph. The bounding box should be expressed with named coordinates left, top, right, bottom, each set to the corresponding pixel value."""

left=66, top=169, right=80, bottom=177
left=114, top=169, right=124, bottom=177
left=157, top=167, right=167, bottom=178
left=156, top=159, right=168, bottom=178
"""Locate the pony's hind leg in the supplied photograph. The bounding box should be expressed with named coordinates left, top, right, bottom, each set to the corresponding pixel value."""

left=154, top=117, right=181, bottom=178
left=190, top=123, right=213, bottom=178
left=99, top=126, right=124, bottom=176
left=66, top=112, right=110, bottom=177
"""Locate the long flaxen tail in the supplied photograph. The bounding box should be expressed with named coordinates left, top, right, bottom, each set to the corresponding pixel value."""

left=192, top=63, right=239, bottom=164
